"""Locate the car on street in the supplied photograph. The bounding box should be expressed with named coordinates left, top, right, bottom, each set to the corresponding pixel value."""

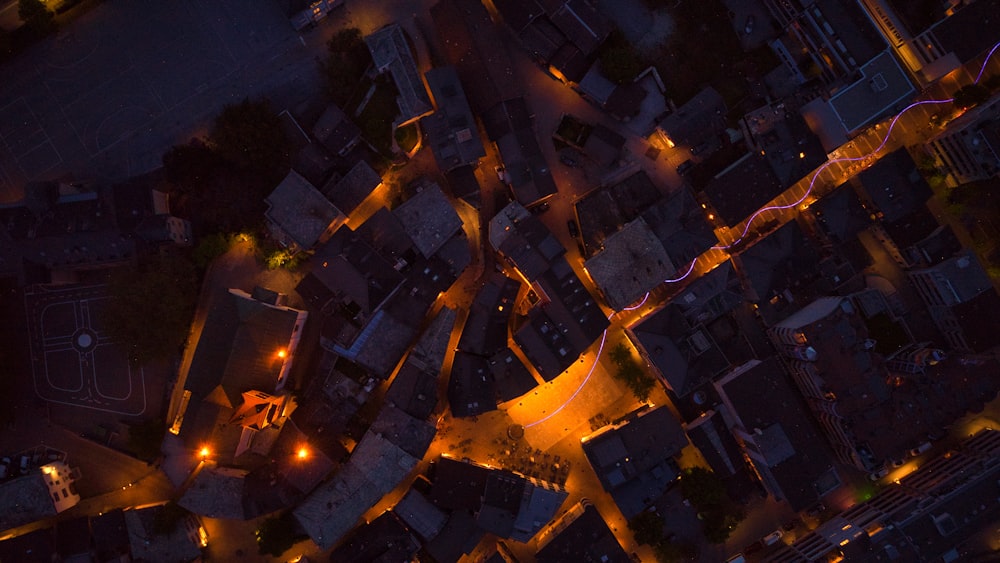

left=530, top=202, right=550, bottom=214
left=909, top=442, right=932, bottom=457
left=567, top=219, right=579, bottom=238
left=744, top=15, right=755, bottom=35
left=868, top=466, right=890, bottom=481
left=494, top=165, right=509, bottom=184
left=677, top=159, right=695, bottom=175
left=763, top=530, right=784, bottom=545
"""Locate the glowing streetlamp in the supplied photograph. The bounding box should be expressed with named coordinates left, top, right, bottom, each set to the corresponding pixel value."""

left=199, top=446, right=210, bottom=459
left=277, top=349, right=287, bottom=359
left=296, top=447, right=309, bottom=460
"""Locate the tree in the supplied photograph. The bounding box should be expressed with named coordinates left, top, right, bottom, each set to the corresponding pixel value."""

left=678, top=467, right=725, bottom=506
left=654, top=539, right=698, bottom=563
left=628, top=511, right=665, bottom=546
left=128, top=418, right=166, bottom=462
left=100, top=252, right=198, bottom=363
left=599, top=29, right=647, bottom=85
left=153, top=502, right=191, bottom=535
left=324, top=28, right=372, bottom=106
left=609, top=343, right=657, bottom=401
left=162, top=142, right=225, bottom=195
left=677, top=467, right=745, bottom=544
left=18, top=0, right=56, bottom=36
left=210, top=98, right=290, bottom=189
left=256, top=513, right=301, bottom=557
left=953, top=84, right=990, bottom=110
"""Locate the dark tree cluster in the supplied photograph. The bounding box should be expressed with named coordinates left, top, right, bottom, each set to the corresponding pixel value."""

left=162, top=98, right=290, bottom=234
left=100, top=252, right=198, bottom=364
left=323, top=28, right=373, bottom=107
left=609, top=343, right=657, bottom=401
left=628, top=511, right=699, bottom=563
left=677, top=467, right=745, bottom=544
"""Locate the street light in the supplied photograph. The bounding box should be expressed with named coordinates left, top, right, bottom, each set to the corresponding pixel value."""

left=297, top=447, right=309, bottom=460
left=199, top=446, right=210, bottom=459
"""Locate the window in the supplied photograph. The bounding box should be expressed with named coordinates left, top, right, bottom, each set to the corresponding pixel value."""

left=62, top=489, right=69, bottom=498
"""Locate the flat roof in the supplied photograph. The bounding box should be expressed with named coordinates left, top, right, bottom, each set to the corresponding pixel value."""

left=265, top=170, right=344, bottom=249
left=829, top=51, right=915, bottom=133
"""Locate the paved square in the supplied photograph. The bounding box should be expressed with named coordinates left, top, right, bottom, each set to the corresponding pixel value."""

left=25, top=284, right=146, bottom=416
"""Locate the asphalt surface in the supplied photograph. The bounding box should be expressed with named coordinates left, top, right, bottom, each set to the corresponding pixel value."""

left=0, top=0, right=324, bottom=203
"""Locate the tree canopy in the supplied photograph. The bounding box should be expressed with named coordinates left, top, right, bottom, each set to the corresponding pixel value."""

left=18, top=0, right=56, bottom=36
left=256, top=513, right=302, bottom=557
left=100, top=252, right=198, bottom=364
left=677, top=467, right=745, bottom=544
left=609, top=343, right=657, bottom=401
left=324, top=28, right=372, bottom=106
left=953, top=84, right=990, bottom=110
left=210, top=98, right=291, bottom=187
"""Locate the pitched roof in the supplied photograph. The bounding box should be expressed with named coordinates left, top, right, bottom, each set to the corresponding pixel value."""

left=183, top=289, right=305, bottom=407
left=312, top=103, right=361, bottom=155
left=423, top=66, right=486, bottom=170
left=322, top=161, right=382, bottom=216
left=365, top=24, right=433, bottom=123
left=265, top=170, right=345, bottom=249
left=294, top=432, right=420, bottom=549
left=392, top=183, right=464, bottom=258
left=584, top=217, right=675, bottom=310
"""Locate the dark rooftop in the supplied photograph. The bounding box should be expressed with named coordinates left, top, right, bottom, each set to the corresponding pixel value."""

left=630, top=304, right=731, bottom=398
left=182, top=288, right=304, bottom=409
left=856, top=149, right=931, bottom=223
left=428, top=456, right=491, bottom=512
left=715, top=358, right=839, bottom=511
left=449, top=351, right=499, bottom=417
left=423, top=66, right=487, bottom=171
left=322, top=160, right=382, bottom=216
left=929, top=0, right=1000, bottom=61
left=575, top=170, right=663, bottom=255
left=536, top=503, right=631, bottom=563
left=828, top=52, right=915, bottom=133
left=702, top=153, right=785, bottom=227
left=810, top=182, right=873, bottom=243
left=736, top=220, right=824, bottom=325
left=458, top=271, right=522, bottom=356
left=656, top=86, right=726, bottom=148
left=640, top=187, right=717, bottom=267
left=329, top=511, right=420, bottom=563
left=312, top=102, right=362, bottom=156
left=582, top=405, right=688, bottom=493
left=431, top=0, right=520, bottom=113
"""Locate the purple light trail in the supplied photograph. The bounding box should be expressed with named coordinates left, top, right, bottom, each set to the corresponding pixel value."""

left=521, top=42, right=1000, bottom=429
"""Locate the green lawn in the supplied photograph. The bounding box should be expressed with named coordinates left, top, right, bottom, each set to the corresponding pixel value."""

left=394, top=123, right=419, bottom=153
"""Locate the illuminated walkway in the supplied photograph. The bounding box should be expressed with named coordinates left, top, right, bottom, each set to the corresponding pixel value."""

left=524, top=41, right=1000, bottom=429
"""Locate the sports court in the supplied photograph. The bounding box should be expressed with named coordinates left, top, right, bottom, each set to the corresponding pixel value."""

left=25, top=284, right=146, bottom=416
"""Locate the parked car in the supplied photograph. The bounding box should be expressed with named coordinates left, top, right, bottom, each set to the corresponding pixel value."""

left=0, top=457, right=9, bottom=479
left=559, top=153, right=580, bottom=167
left=909, top=442, right=932, bottom=457
left=763, top=530, right=784, bottom=546
left=868, top=466, right=890, bottom=481
left=19, top=455, right=29, bottom=475
left=494, top=165, right=508, bottom=184
left=567, top=219, right=579, bottom=238
left=530, top=202, right=550, bottom=214
left=891, top=457, right=906, bottom=468
left=744, top=15, right=755, bottom=35
left=677, top=159, right=695, bottom=175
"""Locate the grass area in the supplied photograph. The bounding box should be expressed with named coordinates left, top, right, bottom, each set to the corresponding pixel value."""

left=394, top=123, right=419, bottom=153
left=356, top=77, right=400, bottom=156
